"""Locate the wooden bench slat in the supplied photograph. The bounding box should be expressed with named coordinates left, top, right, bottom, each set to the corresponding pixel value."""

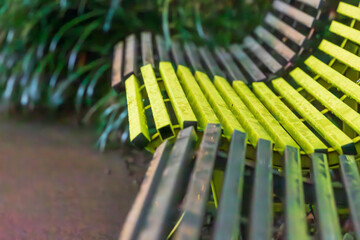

left=141, top=32, right=155, bottom=67
left=273, top=78, right=355, bottom=155
left=119, top=140, right=172, bottom=240
left=141, top=64, right=174, bottom=140
left=195, top=71, right=244, bottom=138
left=214, top=47, right=247, bottom=82
left=290, top=68, right=360, bottom=135
left=296, top=0, right=321, bottom=9
left=329, top=21, right=360, bottom=45
left=264, top=13, right=306, bottom=46
left=214, top=76, right=272, bottom=147
left=337, top=2, right=360, bottom=21
left=155, top=35, right=170, bottom=62
left=284, top=146, right=309, bottom=240
left=243, top=36, right=282, bottom=74
left=159, top=62, right=197, bottom=129
left=138, top=127, right=197, bottom=240
left=124, top=34, right=138, bottom=79
left=254, top=26, right=296, bottom=61
left=213, top=130, right=247, bottom=240
left=248, top=139, right=273, bottom=240
left=176, top=66, right=219, bottom=129
left=253, top=82, right=327, bottom=154
left=171, top=40, right=186, bottom=66
left=318, top=39, right=360, bottom=72
left=305, top=56, right=360, bottom=104
left=273, top=0, right=314, bottom=28
left=199, top=46, right=226, bottom=77
left=111, top=41, right=124, bottom=92
left=311, top=153, right=342, bottom=240
left=339, top=155, right=360, bottom=240
left=184, top=42, right=204, bottom=72
left=174, top=124, right=222, bottom=240
left=234, top=81, right=299, bottom=154
left=125, top=75, right=150, bottom=147
left=229, top=44, right=266, bottom=82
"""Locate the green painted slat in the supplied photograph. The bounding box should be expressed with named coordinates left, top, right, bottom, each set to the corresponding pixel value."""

left=176, top=66, right=219, bottom=130
left=273, top=78, right=355, bottom=155
left=248, top=139, right=273, bottom=240
left=138, top=127, right=197, bottom=240
left=119, top=140, right=172, bottom=240
left=111, top=41, right=124, bottom=92
left=264, top=13, right=306, bottom=46
left=195, top=71, right=244, bottom=138
left=125, top=75, right=150, bottom=147
left=311, top=153, right=342, bottom=240
left=141, top=64, right=174, bottom=140
left=213, top=130, right=247, bottom=240
left=253, top=82, right=326, bottom=154
left=174, top=124, right=222, bottom=240
left=337, top=2, right=360, bottom=21
left=243, top=36, right=282, bottom=74
left=290, top=68, right=360, bottom=135
left=284, top=146, right=309, bottom=240
left=234, top=81, right=299, bottom=154
left=339, top=155, right=360, bottom=240
left=329, top=21, right=360, bottom=45
left=305, top=56, right=360, bottom=104
left=318, top=40, right=360, bottom=72
left=214, top=76, right=272, bottom=147
left=159, top=62, right=197, bottom=129
left=254, top=26, right=295, bottom=61
left=273, top=0, right=314, bottom=27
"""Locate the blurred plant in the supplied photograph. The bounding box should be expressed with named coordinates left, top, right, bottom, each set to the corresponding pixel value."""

left=0, top=0, right=270, bottom=150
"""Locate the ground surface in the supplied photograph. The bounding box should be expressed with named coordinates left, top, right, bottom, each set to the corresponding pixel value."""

left=0, top=114, right=149, bottom=240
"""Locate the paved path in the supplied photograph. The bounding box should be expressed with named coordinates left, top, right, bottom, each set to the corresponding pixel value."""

left=0, top=115, right=148, bottom=240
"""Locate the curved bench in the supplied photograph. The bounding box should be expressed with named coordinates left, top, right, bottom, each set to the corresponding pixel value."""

left=119, top=1, right=360, bottom=239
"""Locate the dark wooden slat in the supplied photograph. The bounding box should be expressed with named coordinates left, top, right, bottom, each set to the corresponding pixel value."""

left=213, top=130, right=247, bottom=240
left=272, top=0, right=314, bottom=28
left=311, top=153, right=342, bottom=240
left=198, top=47, right=226, bottom=78
left=111, top=41, right=124, bottom=92
left=119, top=140, right=172, bottom=240
left=229, top=44, right=266, bottom=82
left=123, top=34, right=138, bottom=79
left=155, top=35, right=170, bottom=62
left=243, top=36, right=282, bottom=74
left=174, top=124, right=222, bottom=240
left=248, top=139, right=273, bottom=240
left=296, top=0, right=321, bottom=8
left=141, top=32, right=155, bottom=67
left=265, top=13, right=306, bottom=46
left=214, top=47, right=247, bottom=83
left=137, top=126, right=197, bottom=240
left=254, top=26, right=296, bottom=62
left=339, top=155, right=360, bottom=240
left=171, top=40, right=186, bottom=66
left=184, top=42, right=204, bottom=72
left=284, top=146, right=309, bottom=240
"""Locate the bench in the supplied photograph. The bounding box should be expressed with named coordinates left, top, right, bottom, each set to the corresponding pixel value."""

left=111, top=0, right=323, bottom=92
left=118, top=0, right=360, bottom=239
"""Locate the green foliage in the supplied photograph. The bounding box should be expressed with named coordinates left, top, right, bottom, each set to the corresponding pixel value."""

left=0, top=0, right=270, bottom=149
